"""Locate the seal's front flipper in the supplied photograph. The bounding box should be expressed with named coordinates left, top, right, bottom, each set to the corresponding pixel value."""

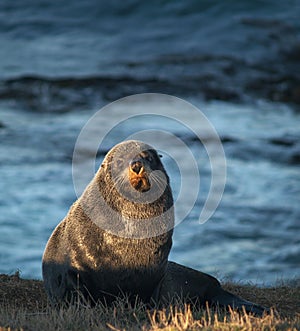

left=210, top=287, right=270, bottom=316
left=157, top=261, right=269, bottom=317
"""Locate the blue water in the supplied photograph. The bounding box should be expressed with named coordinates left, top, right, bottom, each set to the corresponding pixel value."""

left=0, top=0, right=299, bottom=284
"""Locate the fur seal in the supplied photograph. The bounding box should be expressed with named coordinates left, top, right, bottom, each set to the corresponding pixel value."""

left=43, top=140, right=174, bottom=305
left=43, top=140, right=268, bottom=316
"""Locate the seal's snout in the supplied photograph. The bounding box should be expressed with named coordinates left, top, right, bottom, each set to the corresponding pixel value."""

left=130, top=160, right=144, bottom=175
left=129, top=158, right=150, bottom=192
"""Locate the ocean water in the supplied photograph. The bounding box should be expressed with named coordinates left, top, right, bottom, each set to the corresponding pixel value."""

left=0, top=0, right=299, bottom=284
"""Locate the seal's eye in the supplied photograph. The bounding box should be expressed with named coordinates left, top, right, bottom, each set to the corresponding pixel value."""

left=141, top=152, right=153, bottom=163
left=145, top=154, right=153, bottom=162
left=115, top=159, right=124, bottom=168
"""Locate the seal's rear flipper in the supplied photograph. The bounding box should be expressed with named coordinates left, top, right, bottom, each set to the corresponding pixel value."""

left=210, top=287, right=270, bottom=316
left=157, top=261, right=269, bottom=317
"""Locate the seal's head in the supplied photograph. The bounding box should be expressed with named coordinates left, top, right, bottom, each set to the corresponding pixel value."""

left=85, top=140, right=174, bottom=238
left=101, top=140, right=169, bottom=203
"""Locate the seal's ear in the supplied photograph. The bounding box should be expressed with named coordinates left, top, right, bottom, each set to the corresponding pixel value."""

left=158, top=154, right=163, bottom=158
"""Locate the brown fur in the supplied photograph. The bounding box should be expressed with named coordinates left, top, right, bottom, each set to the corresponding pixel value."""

left=42, top=140, right=174, bottom=305
left=43, top=140, right=268, bottom=316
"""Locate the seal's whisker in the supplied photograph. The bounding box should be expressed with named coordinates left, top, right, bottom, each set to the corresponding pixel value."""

left=116, top=176, right=127, bottom=197
left=109, top=174, right=126, bottom=198
left=150, top=172, right=166, bottom=193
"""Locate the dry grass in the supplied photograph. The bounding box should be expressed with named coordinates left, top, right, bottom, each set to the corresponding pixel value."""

left=0, top=272, right=299, bottom=331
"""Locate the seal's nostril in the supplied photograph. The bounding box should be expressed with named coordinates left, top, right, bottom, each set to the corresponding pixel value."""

left=130, top=161, right=143, bottom=174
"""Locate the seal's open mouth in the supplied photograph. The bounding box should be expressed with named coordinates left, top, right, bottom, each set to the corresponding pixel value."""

left=129, top=160, right=151, bottom=192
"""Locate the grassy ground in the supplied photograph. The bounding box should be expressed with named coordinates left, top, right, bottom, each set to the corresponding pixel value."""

left=0, top=272, right=299, bottom=331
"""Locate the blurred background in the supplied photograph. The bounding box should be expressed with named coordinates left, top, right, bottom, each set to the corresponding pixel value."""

left=0, top=0, right=299, bottom=284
